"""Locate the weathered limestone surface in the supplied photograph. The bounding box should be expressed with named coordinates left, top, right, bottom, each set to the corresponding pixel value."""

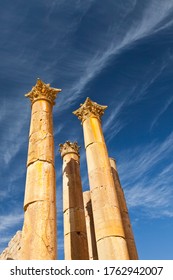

left=83, top=191, right=98, bottom=260
left=109, top=158, right=138, bottom=259
left=27, top=100, right=54, bottom=166
left=73, top=98, right=129, bottom=260
left=0, top=231, right=22, bottom=260
left=20, top=79, right=61, bottom=260
left=24, top=161, right=56, bottom=208
left=59, top=141, right=89, bottom=260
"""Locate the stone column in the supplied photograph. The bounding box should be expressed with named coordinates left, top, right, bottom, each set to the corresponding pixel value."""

left=109, top=158, right=138, bottom=259
left=83, top=191, right=98, bottom=260
left=20, top=79, right=61, bottom=260
left=73, top=98, right=129, bottom=260
left=59, top=141, right=89, bottom=260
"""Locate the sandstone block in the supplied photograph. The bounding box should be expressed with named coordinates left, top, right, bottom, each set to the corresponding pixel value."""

left=83, top=117, right=105, bottom=148
left=93, top=206, right=125, bottom=240
left=83, top=191, right=98, bottom=260
left=64, top=232, right=88, bottom=260
left=21, top=201, right=57, bottom=260
left=24, top=161, right=56, bottom=209
left=97, top=236, right=129, bottom=260
left=90, top=183, right=120, bottom=211
left=64, top=208, right=87, bottom=234
left=27, top=132, right=54, bottom=165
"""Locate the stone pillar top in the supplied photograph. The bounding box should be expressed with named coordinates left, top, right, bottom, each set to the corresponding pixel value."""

left=73, top=97, right=107, bottom=123
left=59, top=141, right=80, bottom=158
left=25, top=78, right=61, bottom=105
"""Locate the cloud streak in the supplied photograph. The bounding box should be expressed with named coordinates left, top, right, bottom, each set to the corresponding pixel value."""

left=150, top=96, right=173, bottom=130
left=56, top=0, right=173, bottom=110
left=117, top=132, right=173, bottom=217
left=0, top=213, right=23, bottom=232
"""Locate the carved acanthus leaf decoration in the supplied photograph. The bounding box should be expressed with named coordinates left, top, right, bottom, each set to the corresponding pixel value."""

left=73, top=97, right=107, bottom=123
left=59, top=141, right=80, bottom=158
left=25, top=78, right=61, bottom=105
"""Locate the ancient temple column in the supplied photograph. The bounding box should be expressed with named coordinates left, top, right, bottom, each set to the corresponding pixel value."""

left=109, top=158, right=138, bottom=259
left=20, top=79, right=61, bottom=260
left=59, top=141, right=89, bottom=260
left=83, top=191, right=98, bottom=260
left=73, top=98, right=129, bottom=260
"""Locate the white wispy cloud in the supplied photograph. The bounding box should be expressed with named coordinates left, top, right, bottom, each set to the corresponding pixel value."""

left=0, top=98, right=29, bottom=167
left=54, top=123, right=65, bottom=137
left=1, top=0, right=172, bottom=151
left=128, top=56, right=170, bottom=104
left=126, top=183, right=172, bottom=209
left=0, top=236, right=13, bottom=244
left=0, top=213, right=23, bottom=232
left=150, top=96, right=173, bottom=130
left=1, top=0, right=172, bottom=117
left=56, top=0, right=173, bottom=110
left=124, top=0, right=173, bottom=41
left=103, top=100, right=126, bottom=131
left=119, top=132, right=173, bottom=183
left=0, top=212, right=23, bottom=253
left=117, top=132, right=173, bottom=217
left=103, top=99, right=128, bottom=141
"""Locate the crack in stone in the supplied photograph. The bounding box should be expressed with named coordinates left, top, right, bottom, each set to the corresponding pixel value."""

left=85, top=142, right=95, bottom=149
left=24, top=200, right=44, bottom=211
left=63, top=207, right=84, bottom=214
left=34, top=231, right=53, bottom=255
left=29, top=132, right=52, bottom=141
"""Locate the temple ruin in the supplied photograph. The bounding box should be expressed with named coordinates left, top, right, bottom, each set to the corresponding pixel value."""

left=0, top=79, right=138, bottom=260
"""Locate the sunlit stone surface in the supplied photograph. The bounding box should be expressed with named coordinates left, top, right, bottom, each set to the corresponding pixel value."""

left=73, top=98, right=130, bottom=260
left=59, top=141, right=89, bottom=260
left=20, top=79, right=61, bottom=260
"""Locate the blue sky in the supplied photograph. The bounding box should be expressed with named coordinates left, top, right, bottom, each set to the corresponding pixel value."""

left=0, top=0, right=173, bottom=260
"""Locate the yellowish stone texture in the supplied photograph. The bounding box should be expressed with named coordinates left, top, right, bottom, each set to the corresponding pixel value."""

left=83, top=191, right=98, bottom=260
left=20, top=79, right=61, bottom=260
left=109, top=158, right=138, bottom=259
left=59, top=141, right=89, bottom=260
left=73, top=98, right=129, bottom=260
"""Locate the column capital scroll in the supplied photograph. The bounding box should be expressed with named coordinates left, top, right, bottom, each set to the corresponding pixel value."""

left=59, top=141, right=80, bottom=158
left=25, top=78, right=61, bottom=105
left=73, top=97, right=107, bottom=123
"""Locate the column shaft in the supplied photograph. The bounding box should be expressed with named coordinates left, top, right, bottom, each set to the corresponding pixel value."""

left=60, top=142, right=89, bottom=260
left=83, top=191, right=98, bottom=260
left=110, top=158, right=138, bottom=259
left=20, top=79, right=60, bottom=259
left=73, top=98, right=129, bottom=260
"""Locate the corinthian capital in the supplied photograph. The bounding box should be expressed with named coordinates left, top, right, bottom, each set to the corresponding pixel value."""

left=59, top=141, right=80, bottom=158
left=25, top=78, right=61, bottom=105
left=73, top=97, right=107, bottom=123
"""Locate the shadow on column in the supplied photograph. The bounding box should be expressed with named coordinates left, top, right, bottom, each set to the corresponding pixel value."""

left=63, top=158, right=89, bottom=260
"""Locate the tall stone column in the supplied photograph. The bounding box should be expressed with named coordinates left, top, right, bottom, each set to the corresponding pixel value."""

left=59, top=141, right=89, bottom=260
left=83, top=191, right=98, bottom=260
left=73, top=98, right=129, bottom=260
left=20, top=79, right=61, bottom=260
left=109, top=158, right=138, bottom=259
